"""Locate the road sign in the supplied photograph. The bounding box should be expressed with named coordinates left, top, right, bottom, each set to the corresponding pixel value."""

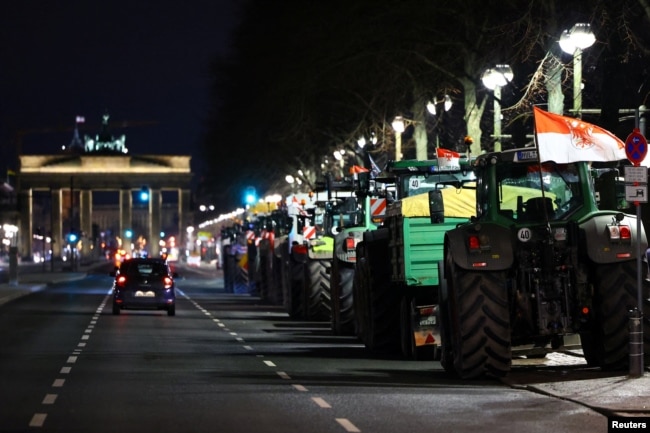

left=625, top=185, right=648, bottom=203
left=624, top=166, right=648, bottom=184
left=625, top=128, right=648, bottom=165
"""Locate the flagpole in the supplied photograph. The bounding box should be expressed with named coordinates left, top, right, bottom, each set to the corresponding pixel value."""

left=532, top=114, right=552, bottom=228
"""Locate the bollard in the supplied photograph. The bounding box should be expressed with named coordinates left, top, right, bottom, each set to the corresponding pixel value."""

left=629, top=308, right=644, bottom=377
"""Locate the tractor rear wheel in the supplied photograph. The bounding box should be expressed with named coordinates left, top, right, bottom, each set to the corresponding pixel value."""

left=582, top=261, right=650, bottom=370
left=448, top=254, right=511, bottom=379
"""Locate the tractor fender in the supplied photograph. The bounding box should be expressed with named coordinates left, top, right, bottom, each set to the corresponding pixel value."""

left=445, top=222, right=514, bottom=271
left=580, top=213, right=648, bottom=264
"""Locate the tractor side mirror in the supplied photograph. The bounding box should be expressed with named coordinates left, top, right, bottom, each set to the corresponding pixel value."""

left=428, top=189, right=444, bottom=224
left=356, top=172, right=370, bottom=192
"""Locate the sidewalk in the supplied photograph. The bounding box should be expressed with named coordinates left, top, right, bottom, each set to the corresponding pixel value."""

left=503, top=368, right=650, bottom=416
left=0, top=260, right=102, bottom=307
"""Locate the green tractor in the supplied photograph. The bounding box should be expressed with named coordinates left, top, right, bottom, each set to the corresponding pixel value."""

left=439, top=148, right=650, bottom=378
left=354, top=157, right=477, bottom=359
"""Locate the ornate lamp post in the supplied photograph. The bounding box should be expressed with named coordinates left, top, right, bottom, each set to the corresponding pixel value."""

left=560, top=23, right=596, bottom=118
left=391, top=116, right=405, bottom=161
left=482, top=64, right=514, bottom=152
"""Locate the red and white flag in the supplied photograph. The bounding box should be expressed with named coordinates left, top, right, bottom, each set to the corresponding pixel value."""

left=437, top=147, right=460, bottom=169
left=533, top=106, right=625, bottom=163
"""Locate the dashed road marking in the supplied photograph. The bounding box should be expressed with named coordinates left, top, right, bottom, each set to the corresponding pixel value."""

left=52, top=379, right=65, bottom=387
left=312, top=397, right=331, bottom=408
left=42, top=394, right=57, bottom=404
left=293, top=384, right=308, bottom=392
left=243, top=345, right=254, bottom=351
left=66, top=356, right=77, bottom=364
left=60, top=367, right=71, bottom=374
left=277, top=371, right=291, bottom=380
left=336, top=418, right=361, bottom=432
left=29, top=413, right=47, bottom=427
left=263, top=360, right=276, bottom=367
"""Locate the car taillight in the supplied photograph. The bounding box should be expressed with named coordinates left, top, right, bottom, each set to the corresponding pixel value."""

left=116, top=275, right=127, bottom=287
left=344, top=237, right=356, bottom=252
left=164, top=276, right=173, bottom=289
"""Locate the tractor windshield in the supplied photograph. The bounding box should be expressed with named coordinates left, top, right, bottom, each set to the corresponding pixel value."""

left=495, top=161, right=583, bottom=222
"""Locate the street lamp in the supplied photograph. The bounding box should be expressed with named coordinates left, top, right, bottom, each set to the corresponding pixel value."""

left=391, top=116, right=405, bottom=161
left=560, top=23, right=596, bottom=118
left=482, top=64, right=514, bottom=152
left=426, top=94, right=452, bottom=116
left=333, top=150, right=345, bottom=176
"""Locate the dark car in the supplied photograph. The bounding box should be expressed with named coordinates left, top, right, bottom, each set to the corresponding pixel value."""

left=110, top=258, right=178, bottom=316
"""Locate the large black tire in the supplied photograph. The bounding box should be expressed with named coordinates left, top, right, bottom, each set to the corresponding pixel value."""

left=284, top=255, right=305, bottom=319
left=447, top=254, right=511, bottom=379
left=331, top=261, right=356, bottom=336
left=438, top=259, right=454, bottom=371
left=353, top=243, right=369, bottom=344
left=257, top=240, right=274, bottom=303
left=305, top=259, right=330, bottom=321
left=223, top=246, right=236, bottom=293
left=271, top=253, right=284, bottom=305
left=364, top=231, right=400, bottom=354
left=581, top=261, right=650, bottom=370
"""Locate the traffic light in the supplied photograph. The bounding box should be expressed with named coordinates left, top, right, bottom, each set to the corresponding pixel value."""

left=67, top=232, right=78, bottom=243
left=243, top=186, right=257, bottom=206
left=125, top=229, right=133, bottom=239
left=139, top=186, right=150, bottom=202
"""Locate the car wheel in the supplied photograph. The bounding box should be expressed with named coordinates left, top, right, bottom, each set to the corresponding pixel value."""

left=167, top=304, right=176, bottom=316
left=112, top=302, right=120, bottom=315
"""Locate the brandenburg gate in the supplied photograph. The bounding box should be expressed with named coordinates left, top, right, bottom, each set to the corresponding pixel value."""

left=15, top=115, right=193, bottom=260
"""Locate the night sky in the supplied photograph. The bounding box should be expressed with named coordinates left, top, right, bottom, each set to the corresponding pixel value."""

left=0, top=0, right=240, bottom=175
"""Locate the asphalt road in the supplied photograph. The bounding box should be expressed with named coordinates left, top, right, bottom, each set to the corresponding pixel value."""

left=0, top=262, right=644, bottom=432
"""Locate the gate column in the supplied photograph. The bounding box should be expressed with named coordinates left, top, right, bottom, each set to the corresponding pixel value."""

left=51, top=188, right=62, bottom=259
left=119, top=188, right=132, bottom=254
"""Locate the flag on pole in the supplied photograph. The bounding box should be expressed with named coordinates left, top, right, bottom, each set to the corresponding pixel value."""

left=436, top=148, right=461, bottom=169
left=368, top=154, right=382, bottom=178
left=533, top=106, right=626, bottom=163
left=349, top=165, right=369, bottom=174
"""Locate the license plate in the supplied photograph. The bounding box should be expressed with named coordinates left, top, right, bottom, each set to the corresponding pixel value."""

left=135, top=290, right=155, bottom=297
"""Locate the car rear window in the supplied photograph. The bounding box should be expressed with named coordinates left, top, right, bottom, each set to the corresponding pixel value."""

left=122, top=262, right=168, bottom=277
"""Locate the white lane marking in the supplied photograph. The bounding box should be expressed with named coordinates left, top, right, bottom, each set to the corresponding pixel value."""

left=213, top=318, right=221, bottom=323
left=293, top=384, right=308, bottom=392
left=277, top=371, right=291, bottom=380
left=90, top=320, right=97, bottom=325
left=77, top=342, right=86, bottom=348
left=60, top=367, right=71, bottom=374
left=42, top=394, right=57, bottom=404
left=52, top=379, right=65, bottom=387
left=336, top=418, right=361, bottom=432
left=229, top=332, right=237, bottom=336
left=29, top=413, right=47, bottom=427
left=218, top=323, right=225, bottom=328
left=312, top=397, right=331, bottom=408
left=84, top=328, right=92, bottom=334
left=81, top=335, right=89, bottom=340
left=263, top=360, right=276, bottom=367
left=66, top=356, right=77, bottom=364
left=243, top=345, right=254, bottom=351
left=235, top=337, right=244, bottom=342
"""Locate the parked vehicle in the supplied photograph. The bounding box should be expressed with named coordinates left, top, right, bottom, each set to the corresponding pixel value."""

left=353, top=157, right=476, bottom=359
left=439, top=148, right=650, bottom=378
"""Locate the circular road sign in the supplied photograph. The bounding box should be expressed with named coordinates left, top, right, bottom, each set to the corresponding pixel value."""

left=625, top=128, right=648, bottom=165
